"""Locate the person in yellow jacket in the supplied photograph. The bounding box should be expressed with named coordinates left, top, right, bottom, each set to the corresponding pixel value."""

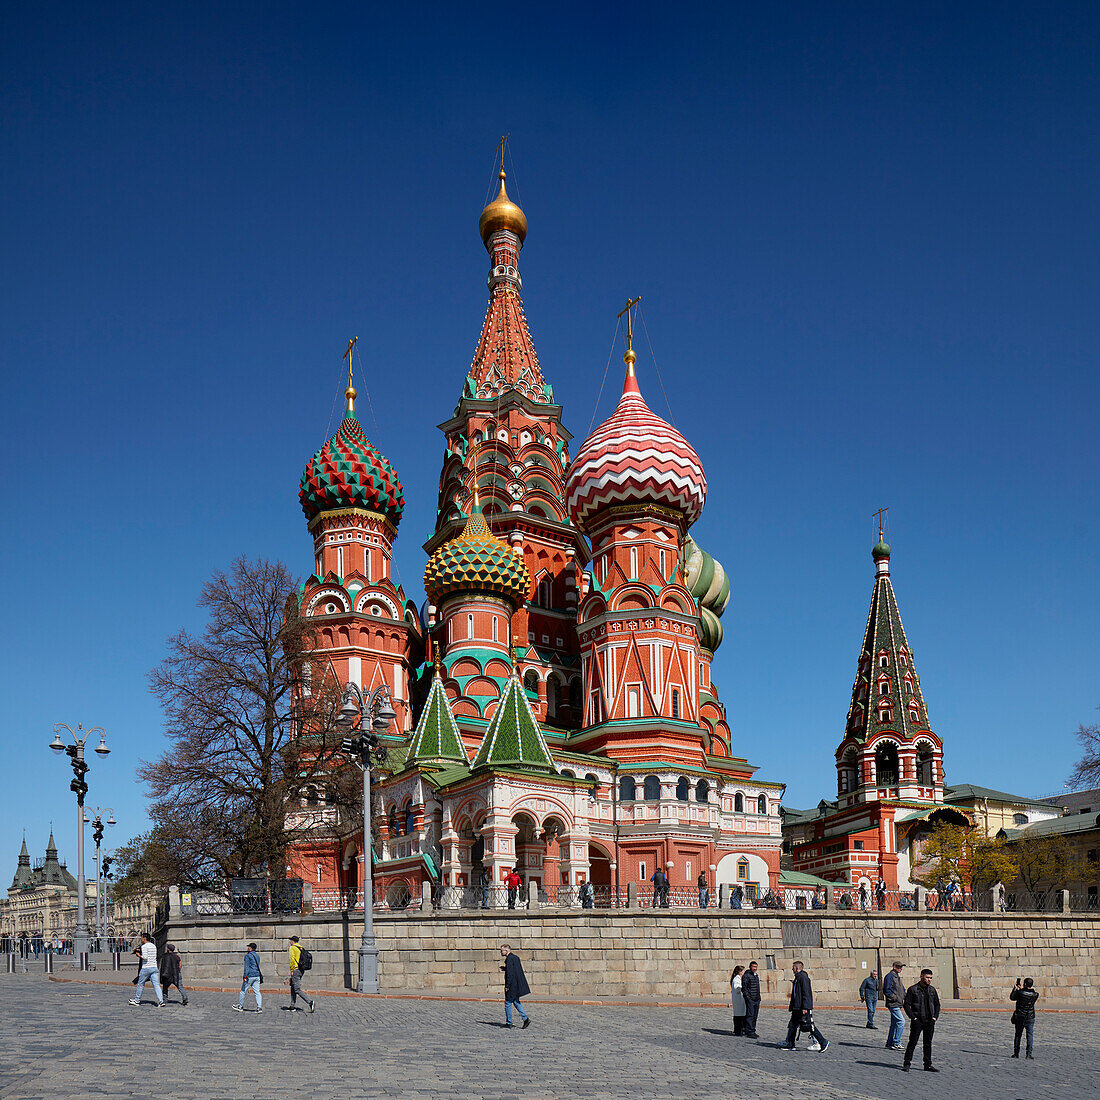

left=288, top=936, right=315, bottom=1013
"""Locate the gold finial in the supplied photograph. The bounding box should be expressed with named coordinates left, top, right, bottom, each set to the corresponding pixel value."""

left=510, top=642, right=518, bottom=670
left=434, top=646, right=443, bottom=676
left=479, top=136, right=527, bottom=247
left=342, top=337, right=359, bottom=413
left=872, top=506, right=888, bottom=541
left=617, top=297, right=642, bottom=375
left=471, top=440, right=480, bottom=508
left=496, top=132, right=509, bottom=175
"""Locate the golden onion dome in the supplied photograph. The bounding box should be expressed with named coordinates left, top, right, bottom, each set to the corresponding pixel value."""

left=478, top=170, right=528, bottom=248
left=424, top=501, right=531, bottom=607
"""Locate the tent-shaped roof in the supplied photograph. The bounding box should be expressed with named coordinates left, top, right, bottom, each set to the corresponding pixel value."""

left=471, top=669, right=555, bottom=772
left=407, top=666, right=469, bottom=766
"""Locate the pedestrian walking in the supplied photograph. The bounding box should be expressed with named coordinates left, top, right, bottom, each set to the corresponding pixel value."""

left=287, top=935, right=315, bottom=1012
left=159, top=942, right=189, bottom=1005
left=779, top=961, right=829, bottom=1051
left=858, top=882, right=870, bottom=911
left=875, top=880, right=887, bottom=911
left=934, top=877, right=948, bottom=911
left=730, top=882, right=743, bottom=910
left=128, top=933, right=165, bottom=1008
left=730, top=965, right=747, bottom=1035
left=478, top=867, right=491, bottom=909
left=859, top=969, right=879, bottom=1028
left=506, top=868, right=521, bottom=909
left=742, top=960, right=762, bottom=1038
left=499, top=944, right=530, bottom=1029
left=698, top=871, right=709, bottom=909
left=234, top=941, right=263, bottom=1013
left=883, top=961, right=906, bottom=1049
left=902, top=968, right=940, bottom=1072
left=580, top=880, right=595, bottom=909
left=1010, top=977, right=1039, bottom=1059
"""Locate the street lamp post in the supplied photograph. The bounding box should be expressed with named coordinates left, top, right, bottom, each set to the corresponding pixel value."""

left=49, top=724, right=109, bottom=960
left=335, top=683, right=396, bottom=995
left=85, top=808, right=115, bottom=946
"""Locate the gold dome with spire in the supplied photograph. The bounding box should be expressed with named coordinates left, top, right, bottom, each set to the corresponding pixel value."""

left=479, top=170, right=527, bottom=248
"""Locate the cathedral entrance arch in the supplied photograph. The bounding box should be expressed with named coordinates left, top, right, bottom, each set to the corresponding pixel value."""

left=587, top=841, right=614, bottom=888
left=511, top=812, right=541, bottom=887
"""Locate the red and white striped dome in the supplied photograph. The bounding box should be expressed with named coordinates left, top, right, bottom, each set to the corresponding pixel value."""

left=566, top=365, right=706, bottom=529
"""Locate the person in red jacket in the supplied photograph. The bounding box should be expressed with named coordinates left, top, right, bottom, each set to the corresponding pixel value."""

left=506, top=868, right=522, bottom=909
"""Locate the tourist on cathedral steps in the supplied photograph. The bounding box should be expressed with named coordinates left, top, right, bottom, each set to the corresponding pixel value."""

left=234, top=942, right=263, bottom=1013
left=1010, top=977, right=1039, bottom=1059
left=159, top=943, right=188, bottom=1005
left=875, top=880, right=887, bottom=910
left=698, top=870, right=709, bottom=908
left=499, top=945, right=530, bottom=1029
left=902, top=968, right=940, bottom=1071
left=780, top=962, right=829, bottom=1051
left=883, top=962, right=906, bottom=1049
left=742, top=961, right=762, bottom=1038
left=506, top=868, right=521, bottom=909
left=287, top=936, right=315, bottom=1013
left=859, top=969, right=879, bottom=1028
left=128, top=933, right=165, bottom=1008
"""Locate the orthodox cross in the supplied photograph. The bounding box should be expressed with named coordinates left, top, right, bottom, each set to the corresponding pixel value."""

left=496, top=133, right=509, bottom=173
left=872, top=506, right=889, bottom=538
left=617, top=296, right=642, bottom=355
left=343, top=336, right=358, bottom=412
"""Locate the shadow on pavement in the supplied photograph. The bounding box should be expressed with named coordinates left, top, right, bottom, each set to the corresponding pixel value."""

left=855, top=1059, right=902, bottom=1070
left=476, top=1020, right=512, bottom=1028
left=702, top=1028, right=739, bottom=1038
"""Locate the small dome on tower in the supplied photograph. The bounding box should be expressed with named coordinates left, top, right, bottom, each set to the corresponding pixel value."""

left=872, top=537, right=891, bottom=560
left=424, top=501, right=531, bottom=607
left=299, top=412, right=404, bottom=526
left=479, top=171, right=528, bottom=249
left=566, top=363, right=706, bottom=530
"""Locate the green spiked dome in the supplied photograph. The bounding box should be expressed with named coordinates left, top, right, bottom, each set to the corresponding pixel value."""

left=424, top=501, right=530, bottom=607
left=681, top=535, right=731, bottom=652
left=299, top=412, right=405, bottom=526
left=471, top=669, right=555, bottom=772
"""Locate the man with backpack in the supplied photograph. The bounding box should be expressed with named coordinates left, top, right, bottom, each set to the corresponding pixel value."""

left=288, top=935, right=315, bottom=1012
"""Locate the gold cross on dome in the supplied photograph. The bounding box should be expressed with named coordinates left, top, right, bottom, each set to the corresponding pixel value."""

left=872, top=506, right=889, bottom=538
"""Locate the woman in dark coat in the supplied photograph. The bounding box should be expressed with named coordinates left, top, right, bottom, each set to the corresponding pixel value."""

left=159, top=943, right=189, bottom=1005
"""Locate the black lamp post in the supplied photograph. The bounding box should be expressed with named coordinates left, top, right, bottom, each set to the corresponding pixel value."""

left=335, top=683, right=396, bottom=994
left=49, top=724, right=109, bottom=960
left=85, top=808, right=115, bottom=946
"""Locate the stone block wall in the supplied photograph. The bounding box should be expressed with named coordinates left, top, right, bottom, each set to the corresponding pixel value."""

left=162, top=910, right=1100, bottom=1004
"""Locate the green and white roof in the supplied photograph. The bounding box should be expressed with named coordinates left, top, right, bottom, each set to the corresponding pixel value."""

left=407, top=665, right=469, bottom=766
left=471, top=668, right=556, bottom=772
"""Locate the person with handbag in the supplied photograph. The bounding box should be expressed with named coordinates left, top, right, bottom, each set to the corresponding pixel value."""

left=127, top=933, right=165, bottom=1008
left=234, top=941, right=263, bottom=1013
left=159, top=942, right=189, bottom=1005
left=1010, top=977, right=1039, bottom=1059
left=779, top=961, right=829, bottom=1051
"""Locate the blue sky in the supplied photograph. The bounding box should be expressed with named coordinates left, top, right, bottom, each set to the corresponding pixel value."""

left=3, top=3, right=1098, bottom=875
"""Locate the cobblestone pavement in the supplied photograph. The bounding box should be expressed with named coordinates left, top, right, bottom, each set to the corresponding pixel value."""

left=0, top=972, right=1092, bottom=1099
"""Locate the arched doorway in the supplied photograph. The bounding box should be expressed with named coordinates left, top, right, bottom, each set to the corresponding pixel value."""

left=511, top=812, right=540, bottom=887
left=588, top=841, right=613, bottom=886
left=541, top=815, right=567, bottom=889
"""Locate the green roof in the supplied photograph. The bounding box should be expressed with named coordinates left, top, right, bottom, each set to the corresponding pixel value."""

left=944, top=784, right=1056, bottom=810
left=779, top=869, right=838, bottom=888
left=1002, top=811, right=1100, bottom=840
left=422, top=764, right=473, bottom=789
left=406, top=668, right=469, bottom=766
left=471, top=670, right=556, bottom=772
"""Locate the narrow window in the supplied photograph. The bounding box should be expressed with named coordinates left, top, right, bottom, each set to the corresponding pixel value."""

left=757, top=794, right=767, bottom=815
left=737, top=858, right=749, bottom=881
left=734, top=792, right=744, bottom=812
left=492, top=617, right=499, bottom=642
left=639, top=861, right=647, bottom=882
left=337, top=546, right=344, bottom=576
left=671, top=688, right=680, bottom=719
left=467, top=613, right=473, bottom=639
left=627, top=686, right=641, bottom=718
left=659, top=548, right=667, bottom=575
left=630, top=546, right=638, bottom=577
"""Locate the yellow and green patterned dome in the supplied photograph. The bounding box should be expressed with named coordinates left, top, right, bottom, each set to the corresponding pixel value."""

left=424, top=501, right=530, bottom=607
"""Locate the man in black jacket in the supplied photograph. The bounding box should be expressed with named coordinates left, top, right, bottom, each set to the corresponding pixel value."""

left=499, top=944, right=531, bottom=1029
left=902, top=968, right=940, bottom=1071
left=742, top=960, right=762, bottom=1038
left=780, top=962, right=829, bottom=1051
left=1010, top=977, right=1039, bottom=1059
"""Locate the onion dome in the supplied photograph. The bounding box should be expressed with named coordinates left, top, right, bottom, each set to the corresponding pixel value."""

left=424, top=500, right=531, bottom=607
left=299, top=407, right=404, bottom=526
left=872, top=536, right=891, bottom=561
left=566, top=360, right=707, bottom=530
left=682, top=536, right=731, bottom=652
left=479, top=170, right=527, bottom=248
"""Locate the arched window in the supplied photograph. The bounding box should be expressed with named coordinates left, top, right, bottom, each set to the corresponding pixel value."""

left=560, top=769, right=575, bottom=779
left=875, top=743, right=899, bottom=786
left=404, top=803, right=416, bottom=834
left=547, top=675, right=562, bottom=718
left=908, top=701, right=921, bottom=722
left=878, top=651, right=890, bottom=668
left=523, top=670, right=539, bottom=695
left=904, top=675, right=914, bottom=694
left=569, top=679, right=582, bottom=711
left=916, top=746, right=935, bottom=786
left=676, top=777, right=689, bottom=801
left=305, top=787, right=319, bottom=807
left=388, top=806, right=399, bottom=837
left=619, top=776, right=636, bottom=802
left=643, top=775, right=661, bottom=801
left=734, top=792, right=744, bottom=813
left=1013, top=813, right=1028, bottom=826
left=757, top=794, right=768, bottom=815
left=536, top=577, right=551, bottom=608
left=671, top=689, right=680, bottom=719
left=878, top=676, right=890, bottom=696
left=878, top=702, right=893, bottom=723
left=695, top=780, right=709, bottom=803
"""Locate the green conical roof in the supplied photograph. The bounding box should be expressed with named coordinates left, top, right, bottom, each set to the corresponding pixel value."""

left=11, top=835, right=32, bottom=890
left=472, top=668, right=556, bottom=772
left=407, top=665, right=469, bottom=766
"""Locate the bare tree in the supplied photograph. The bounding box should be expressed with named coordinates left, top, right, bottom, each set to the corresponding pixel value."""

left=142, top=557, right=346, bottom=881
left=1068, top=713, right=1100, bottom=790
left=1012, top=834, right=1089, bottom=903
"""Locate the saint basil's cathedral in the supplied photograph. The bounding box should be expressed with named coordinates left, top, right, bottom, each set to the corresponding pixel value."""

left=286, top=165, right=787, bottom=904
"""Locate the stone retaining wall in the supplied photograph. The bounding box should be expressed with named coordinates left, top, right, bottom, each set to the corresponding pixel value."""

left=162, top=911, right=1100, bottom=1004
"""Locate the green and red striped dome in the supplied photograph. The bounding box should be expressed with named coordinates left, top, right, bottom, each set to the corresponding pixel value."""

left=299, top=413, right=404, bottom=525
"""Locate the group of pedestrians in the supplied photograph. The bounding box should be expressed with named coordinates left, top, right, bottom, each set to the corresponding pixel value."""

left=728, top=962, right=762, bottom=1036
left=124, top=933, right=317, bottom=1015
